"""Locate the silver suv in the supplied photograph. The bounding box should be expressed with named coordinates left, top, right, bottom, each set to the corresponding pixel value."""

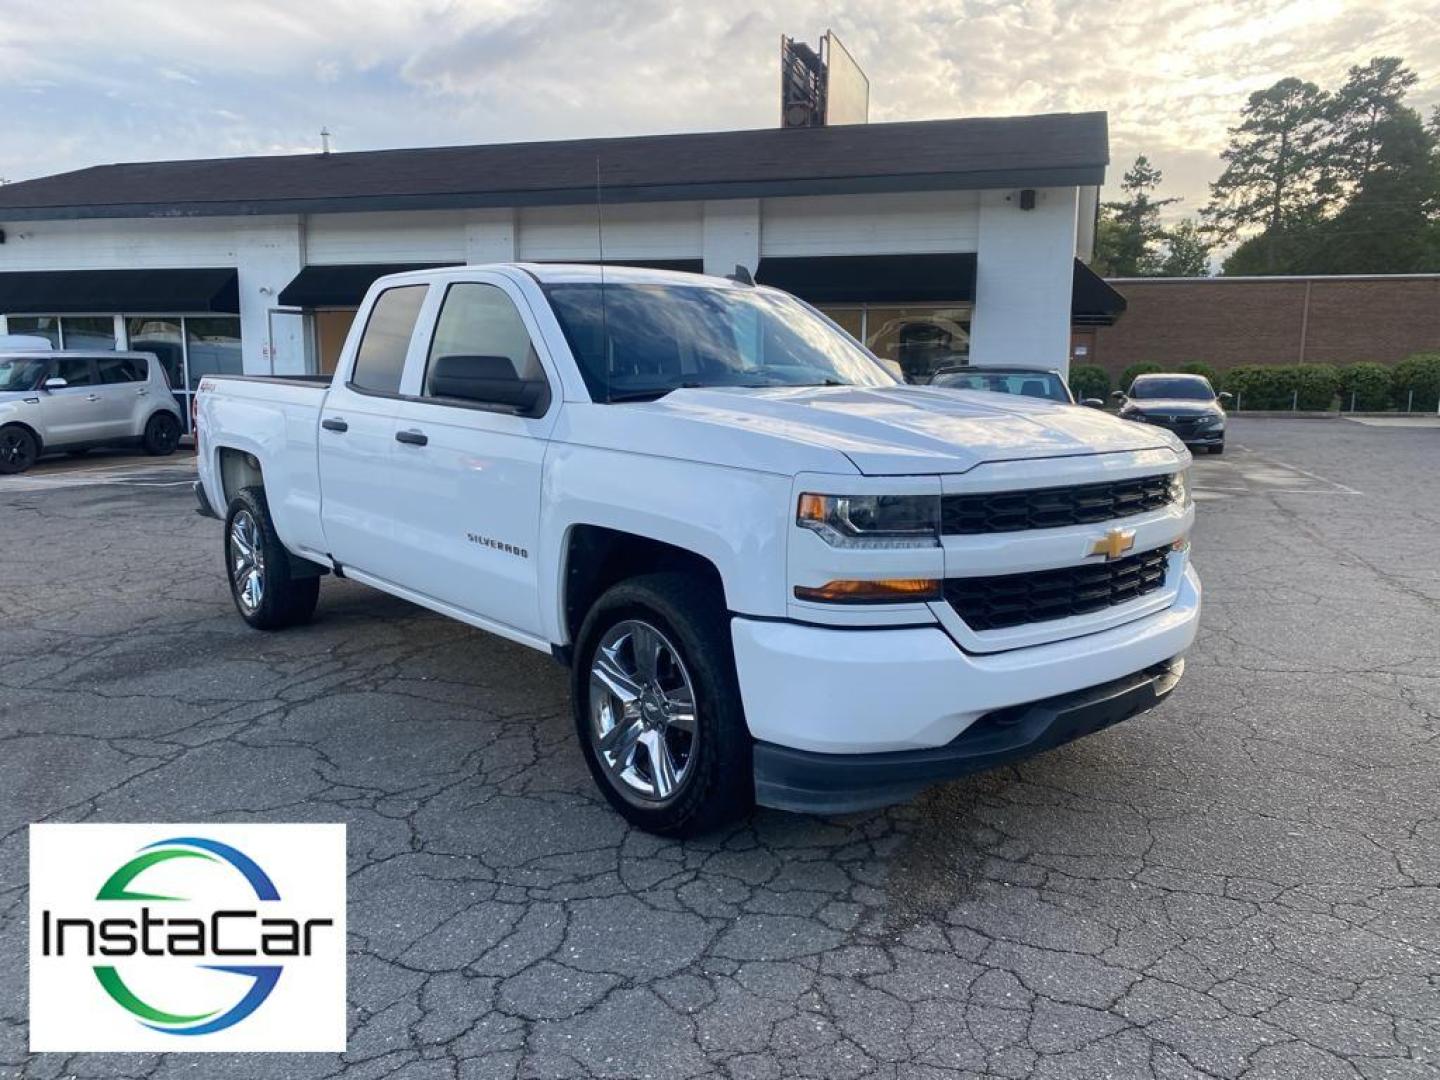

left=0, top=351, right=185, bottom=474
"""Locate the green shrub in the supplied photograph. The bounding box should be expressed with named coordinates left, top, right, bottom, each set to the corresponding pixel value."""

left=1224, top=364, right=1339, bottom=410
left=1391, top=352, right=1440, bottom=411
left=1337, top=362, right=1392, bottom=411
left=1119, top=362, right=1163, bottom=393
left=1176, top=361, right=1219, bottom=388
left=1222, top=365, right=1286, bottom=410
left=1068, top=364, right=1109, bottom=401
left=1291, top=364, right=1339, bottom=410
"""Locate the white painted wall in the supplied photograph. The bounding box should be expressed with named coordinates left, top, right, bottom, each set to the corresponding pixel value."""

left=306, top=210, right=469, bottom=264
left=517, top=201, right=703, bottom=262
left=702, top=199, right=760, bottom=276
left=760, top=191, right=979, bottom=256
left=967, top=187, right=1079, bottom=375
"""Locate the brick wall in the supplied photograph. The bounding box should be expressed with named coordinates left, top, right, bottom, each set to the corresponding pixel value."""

left=1089, top=276, right=1440, bottom=380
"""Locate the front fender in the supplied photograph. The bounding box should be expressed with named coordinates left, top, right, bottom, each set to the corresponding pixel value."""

left=538, top=443, right=793, bottom=642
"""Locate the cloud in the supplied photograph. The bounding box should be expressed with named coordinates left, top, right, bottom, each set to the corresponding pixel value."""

left=0, top=0, right=1436, bottom=216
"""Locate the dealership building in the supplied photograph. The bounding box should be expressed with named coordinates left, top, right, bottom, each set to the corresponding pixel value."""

left=0, top=111, right=1121, bottom=425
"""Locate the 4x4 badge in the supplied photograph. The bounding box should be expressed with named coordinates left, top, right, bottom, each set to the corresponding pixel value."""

left=1088, top=528, right=1136, bottom=560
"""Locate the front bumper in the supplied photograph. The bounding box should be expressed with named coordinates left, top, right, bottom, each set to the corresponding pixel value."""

left=732, top=562, right=1200, bottom=806
left=755, top=657, right=1183, bottom=813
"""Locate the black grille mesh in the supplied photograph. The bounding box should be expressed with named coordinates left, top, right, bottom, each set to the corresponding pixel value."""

left=942, top=474, right=1174, bottom=535
left=945, top=546, right=1171, bottom=631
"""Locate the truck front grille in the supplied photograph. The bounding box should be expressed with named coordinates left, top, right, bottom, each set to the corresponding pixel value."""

left=945, top=546, right=1171, bottom=631
left=941, top=474, right=1174, bottom=535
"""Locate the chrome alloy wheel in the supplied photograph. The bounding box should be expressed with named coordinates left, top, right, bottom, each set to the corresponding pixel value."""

left=589, top=619, right=697, bottom=805
left=228, top=509, right=266, bottom=614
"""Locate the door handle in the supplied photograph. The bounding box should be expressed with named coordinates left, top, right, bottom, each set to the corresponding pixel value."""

left=86, top=394, right=100, bottom=402
left=395, top=429, right=428, bottom=446
left=321, top=417, right=349, bottom=433
left=137, top=388, right=149, bottom=396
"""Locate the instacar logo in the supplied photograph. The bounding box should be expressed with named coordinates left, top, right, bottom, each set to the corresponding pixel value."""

left=30, top=824, right=346, bottom=1053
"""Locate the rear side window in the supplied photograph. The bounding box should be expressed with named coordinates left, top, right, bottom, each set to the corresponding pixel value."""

left=53, top=357, right=98, bottom=386
left=97, top=356, right=147, bottom=383
left=351, top=285, right=427, bottom=395
left=423, top=283, right=545, bottom=395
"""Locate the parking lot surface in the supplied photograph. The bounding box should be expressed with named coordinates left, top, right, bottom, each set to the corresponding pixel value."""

left=3, top=419, right=1439, bottom=1080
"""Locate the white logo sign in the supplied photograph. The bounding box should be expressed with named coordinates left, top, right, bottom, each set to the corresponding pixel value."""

left=29, top=823, right=346, bottom=1052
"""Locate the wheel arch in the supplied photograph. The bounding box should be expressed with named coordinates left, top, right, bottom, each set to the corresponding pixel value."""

left=0, top=419, right=44, bottom=455
left=216, top=445, right=265, bottom=508
left=559, top=525, right=728, bottom=649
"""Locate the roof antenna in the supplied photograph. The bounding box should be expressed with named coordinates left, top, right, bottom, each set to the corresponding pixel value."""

left=320, top=127, right=332, bottom=155
left=594, top=156, right=613, bottom=402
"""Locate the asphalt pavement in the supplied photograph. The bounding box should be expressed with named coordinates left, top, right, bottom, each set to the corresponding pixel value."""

left=2, top=418, right=1438, bottom=1079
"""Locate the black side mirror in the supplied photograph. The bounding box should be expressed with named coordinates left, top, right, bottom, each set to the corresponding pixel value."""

left=1109, top=389, right=1125, bottom=401
left=42, top=376, right=68, bottom=390
left=1217, top=391, right=1233, bottom=404
left=427, top=354, right=549, bottom=416
left=1081, top=398, right=1105, bottom=409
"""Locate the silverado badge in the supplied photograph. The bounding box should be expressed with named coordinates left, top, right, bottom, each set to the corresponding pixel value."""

left=1088, top=528, right=1136, bottom=560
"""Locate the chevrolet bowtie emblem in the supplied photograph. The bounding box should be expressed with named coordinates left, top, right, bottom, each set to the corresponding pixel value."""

left=1088, top=528, right=1136, bottom=560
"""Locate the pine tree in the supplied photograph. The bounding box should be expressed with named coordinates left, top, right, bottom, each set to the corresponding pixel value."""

left=1204, top=78, right=1332, bottom=271
left=1158, top=220, right=1212, bottom=277
left=1092, top=156, right=1178, bottom=276
left=1327, top=57, right=1419, bottom=190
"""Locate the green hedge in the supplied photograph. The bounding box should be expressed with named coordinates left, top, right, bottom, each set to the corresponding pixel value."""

left=1337, top=362, right=1392, bottom=411
left=1391, top=352, right=1440, bottom=411
left=1176, top=361, right=1220, bottom=388
left=1223, top=364, right=1339, bottom=410
left=1069, top=364, right=1109, bottom=400
left=1119, top=362, right=1163, bottom=392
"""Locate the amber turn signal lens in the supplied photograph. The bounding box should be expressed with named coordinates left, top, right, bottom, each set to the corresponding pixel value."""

left=793, top=578, right=942, bottom=604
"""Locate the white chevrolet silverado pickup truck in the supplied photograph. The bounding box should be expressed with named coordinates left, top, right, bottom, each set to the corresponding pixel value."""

left=195, top=263, right=1200, bottom=835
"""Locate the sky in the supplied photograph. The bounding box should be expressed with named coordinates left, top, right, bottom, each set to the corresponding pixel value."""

left=1, top=0, right=1437, bottom=217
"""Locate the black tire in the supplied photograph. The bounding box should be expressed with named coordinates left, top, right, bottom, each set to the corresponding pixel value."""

left=224, top=486, right=320, bottom=631
left=0, top=425, right=38, bottom=475
left=572, top=572, right=753, bottom=836
left=142, top=412, right=181, bottom=456
left=1208, top=443, right=1225, bottom=455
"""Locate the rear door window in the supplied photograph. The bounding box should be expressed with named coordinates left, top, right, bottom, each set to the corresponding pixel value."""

left=97, top=356, right=147, bottom=384
left=351, top=285, right=427, bottom=395
left=54, top=357, right=99, bottom=386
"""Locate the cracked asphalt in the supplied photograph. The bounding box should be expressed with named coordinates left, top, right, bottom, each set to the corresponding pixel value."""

left=3, top=417, right=1439, bottom=1079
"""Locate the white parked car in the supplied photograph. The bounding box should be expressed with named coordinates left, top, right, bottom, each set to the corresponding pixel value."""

left=195, top=264, right=1200, bottom=835
left=0, top=351, right=184, bottom=474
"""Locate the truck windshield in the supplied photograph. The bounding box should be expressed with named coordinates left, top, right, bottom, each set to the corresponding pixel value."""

left=0, top=356, right=47, bottom=392
left=544, top=283, right=897, bottom=402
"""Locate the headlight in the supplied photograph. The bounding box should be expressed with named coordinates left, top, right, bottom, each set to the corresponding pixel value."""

left=797, top=493, right=940, bottom=549
left=1197, top=413, right=1224, bottom=428
left=1169, top=468, right=1192, bottom=509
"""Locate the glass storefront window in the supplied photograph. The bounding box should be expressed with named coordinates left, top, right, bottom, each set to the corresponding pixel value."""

left=60, top=316, right=116, bottom=349
left=184, top=317, right=243, bottom=387
left=865, top=305, right=971, bottom=384
left=315, top=310, right=358, bottom=375
left=126, top=318, right=185, bottom=390
left=6, top=316, right=61, bottom=348
left=819, top=307, right=863, bottom=342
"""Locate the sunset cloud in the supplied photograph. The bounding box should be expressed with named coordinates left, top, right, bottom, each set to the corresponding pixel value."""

left=0, top=0, right=1436, bottom=214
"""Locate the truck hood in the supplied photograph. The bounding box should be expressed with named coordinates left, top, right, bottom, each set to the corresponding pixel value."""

left=610, top=385, right=1184, bottom=476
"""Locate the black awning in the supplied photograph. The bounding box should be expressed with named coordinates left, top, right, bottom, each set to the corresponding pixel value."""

left=278, top=263, right=459, bottom=308
left=755, top=253, right=977, bottom=304
left=1072, top=260, right=1126, bottom=326
left=0, top=268, right=238, bottom=314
